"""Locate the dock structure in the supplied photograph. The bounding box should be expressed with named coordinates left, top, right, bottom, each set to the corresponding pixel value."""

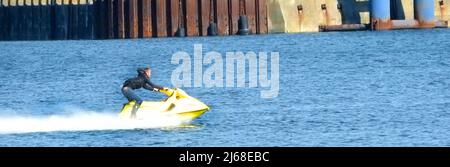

left=0, top=0, right=449, bottom=41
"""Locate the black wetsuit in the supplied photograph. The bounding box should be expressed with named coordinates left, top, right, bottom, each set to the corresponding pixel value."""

left=122, top=68, right=164, bottom=105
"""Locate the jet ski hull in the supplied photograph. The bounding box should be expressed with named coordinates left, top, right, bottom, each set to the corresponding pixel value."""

left=119, top=88, right=209, bottom=122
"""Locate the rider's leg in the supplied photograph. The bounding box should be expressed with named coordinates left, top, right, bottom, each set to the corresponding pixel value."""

left=122, top=87, right=143, bottom=118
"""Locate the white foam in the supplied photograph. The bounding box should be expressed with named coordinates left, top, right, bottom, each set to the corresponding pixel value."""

left=0, top=111, right=186, bottom=134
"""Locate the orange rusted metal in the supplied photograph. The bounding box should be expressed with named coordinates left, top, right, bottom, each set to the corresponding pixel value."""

left=185, top=0, right=199, bottom=36
left=155, top=0, right=167, bottom=37
left=168, top=0, right=179, bottom=37
left=229, top=0, right=240, bottom=35
left=117, top=0, right=126, bottom=38
left=371, top=19, right=392, bottom=30
left=199, top=0, right=210, bottom=36
left=216, top=0, right=229, bottom=35
left=141, top=0, right=152, bottom=38
left=128, top=0, right=138, bottom=38
left=245, top=0, right=256, bottom=34
left=391, top=19, right=419, bottom=29
left=256, top=0, right=267, bottom=34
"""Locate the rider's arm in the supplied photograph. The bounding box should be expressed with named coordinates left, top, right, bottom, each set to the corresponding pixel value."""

left=144, top=80, right=164, bottom=92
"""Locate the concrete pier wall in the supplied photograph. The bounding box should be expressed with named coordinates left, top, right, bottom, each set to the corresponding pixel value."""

left=267, top=0, right=370, bottom=33
left=435, top=0, right=450, bottom=20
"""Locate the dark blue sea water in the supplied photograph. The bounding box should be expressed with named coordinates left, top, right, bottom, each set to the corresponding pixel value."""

left=0, top=29, right=450, bottom=146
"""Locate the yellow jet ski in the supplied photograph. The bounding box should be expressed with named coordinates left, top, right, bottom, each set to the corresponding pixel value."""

left=119, top=88, right=210, bottom=122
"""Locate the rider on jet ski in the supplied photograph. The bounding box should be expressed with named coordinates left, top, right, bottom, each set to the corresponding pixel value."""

left=122, top=67, right=168, bottom=118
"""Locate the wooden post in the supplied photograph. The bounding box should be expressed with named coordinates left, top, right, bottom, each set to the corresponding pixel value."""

left=30, top=0, right=40, bottom=40
left=245, top=0, right=256, bottom=34
left=117, top=0, right=125, bottom=38
left=12, top=0, right=18, bottom=40
left=1, top=0, right=11, bottom=40
left=229, top=0, right=239, bottom=35
left=53, top=0, right=69, bottom=40
left=127, top=0, right=138, bottom=38
left=78, top=0, right=88, bottom=39
left=168, top=0, right=180, bottom=37
left=0, top=0, right=6, bottom=40
left=256, top=0, right=267, bottom=34
left=69, top=0, right=78, bottom=39
left=216, top=0, right=229, bottom=35
left=185, top=0, right=198, bottom=36
left=19, top=0, right=30, bottom=40
left=106, top=0, right=114, bottom=38
left=140, top=0, right=151, bottom=38
left=95, top=0, right=105, bottom=38
left=199, top=0, right=210, bottom=36
left=40, top=0, right=51, bottom=40
left=155, top=0, right=167, bottom=37
left=87, top=0, right=94, bottom=39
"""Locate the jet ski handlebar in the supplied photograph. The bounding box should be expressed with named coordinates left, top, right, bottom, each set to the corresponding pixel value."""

left=159, top=88, right=176, bottom=97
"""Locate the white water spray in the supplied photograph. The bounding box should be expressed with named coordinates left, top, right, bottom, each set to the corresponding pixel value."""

left=0, top=111, right=187, bottom=134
